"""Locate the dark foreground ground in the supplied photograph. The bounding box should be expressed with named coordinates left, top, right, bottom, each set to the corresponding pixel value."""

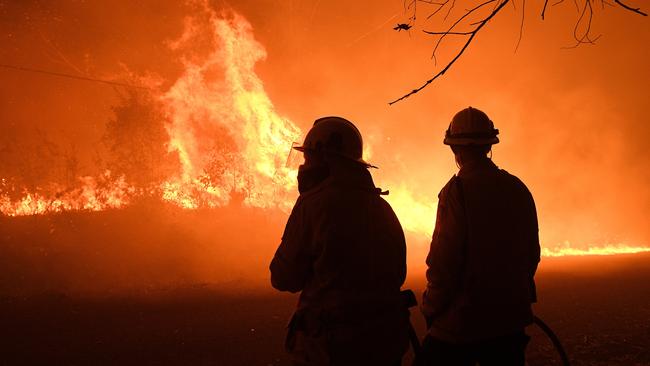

left=1, top=253, right=649, bottom=366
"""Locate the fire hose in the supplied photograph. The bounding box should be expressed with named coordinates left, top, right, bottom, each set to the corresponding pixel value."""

left=401, top=290, right=570, bottom=366
left=532, top=315, right=571, bottom=366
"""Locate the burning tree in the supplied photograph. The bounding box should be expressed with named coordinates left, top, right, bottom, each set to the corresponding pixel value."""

left=390, top=0, right=647, bottom=104
left=103, top=91, right=179, bottom=189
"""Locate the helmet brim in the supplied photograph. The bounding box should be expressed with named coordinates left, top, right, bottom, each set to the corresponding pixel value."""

left=443, top=136, right=499, bottom=146
left=292, top=145, right=377, bottom=168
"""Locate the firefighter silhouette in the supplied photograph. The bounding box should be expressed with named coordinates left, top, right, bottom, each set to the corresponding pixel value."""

left=270, top=117, right=410, bottom=366
left=419, top=107, right=541, bottom=366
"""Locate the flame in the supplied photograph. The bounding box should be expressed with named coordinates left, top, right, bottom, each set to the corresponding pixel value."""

left=542, top=242, right=650, bottom=257
left=0, top=5, right=647, bottom=258
left=383, top=184, right=437, bottom=237
left=0, top=8, right=301, bottom=215
left=0, top=172, right=133, bottom=216
left=160, top=9, right=300, bottom=211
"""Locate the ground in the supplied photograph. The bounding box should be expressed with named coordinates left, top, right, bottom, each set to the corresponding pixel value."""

left=1, top=207, right=648, bottom=365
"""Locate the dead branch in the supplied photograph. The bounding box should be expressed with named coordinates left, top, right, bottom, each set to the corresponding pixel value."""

left=430, top=0, right=498, bottom=64
left=552, top=0, right=566, bottom=7
left=426, top=0, right=454, bottom=19
left=390, top=0, right=647, bottom=105
left=614, top=0, right=647, bottom=15
left=563, top=0, right=601, bottom=48
left=445, top=0, right=458, bottom=20
left=389, top=0, right=510, bottom=105
left=515, top=0, right=526, bottom=51
left=601, top=0, right=615, bottom=9
left=422, top=30, right=473, bottom=34
left=542, top=0, right=550, bottom=19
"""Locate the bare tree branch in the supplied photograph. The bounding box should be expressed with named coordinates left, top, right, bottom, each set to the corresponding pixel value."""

left=422, top=30, right=473, bottom=34
left=542, top=0, right=550, bottom=19
left=552, top=0, right=566, bottom=7
left=428, top=0, right=498, bottom=64
left=445, top=0, right=458, bottom=20
left=390, top=0, right=647, bottom=104
left=563, top=0, right=601, bottom=48
left=514, top=0, right=526, bottom=51
left=601, top=0, right=615, bottom=8
left=418, top=0, right=448, bottom=4
left=389, top=0, right=510, bottom=105
left=426, top=0, right=452, bottom=19
left=572, top=0, right=580, bottom=12
left=614, top=0, right=647, bottom=15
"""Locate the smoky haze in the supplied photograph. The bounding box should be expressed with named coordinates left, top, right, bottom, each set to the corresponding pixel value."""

left=0, top=1, right=648, bottom=294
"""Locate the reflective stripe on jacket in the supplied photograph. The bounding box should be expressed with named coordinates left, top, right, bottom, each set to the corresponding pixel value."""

left=422, top=159, right=540, bottom=343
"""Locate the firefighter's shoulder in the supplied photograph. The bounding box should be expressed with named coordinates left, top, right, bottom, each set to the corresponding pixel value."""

left=438, top=174, right=460, bottom=202
left=498, top=169, right=534, bottom=198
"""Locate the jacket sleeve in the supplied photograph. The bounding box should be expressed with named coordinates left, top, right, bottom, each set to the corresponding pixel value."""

left=526, top=188, right=541, bottom=303
left=383, top=199, right=408, bottom=287
left=270, top=203, right=312, bottom=293
left=421, top=178, right=466, bottom=321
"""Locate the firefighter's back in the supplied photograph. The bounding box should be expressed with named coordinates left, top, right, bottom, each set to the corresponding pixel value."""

left=291, top=164, right=409, bottom=365
left=457, top=164, right=539, bottom=339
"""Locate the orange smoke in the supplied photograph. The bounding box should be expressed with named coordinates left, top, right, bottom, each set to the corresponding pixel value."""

left=0, top=4, right=647, bottom=258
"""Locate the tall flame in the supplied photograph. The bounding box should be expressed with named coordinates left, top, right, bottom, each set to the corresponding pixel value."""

left=160, top=9, right=300, bottom=210
left=384, top=185, right=437, bottom=237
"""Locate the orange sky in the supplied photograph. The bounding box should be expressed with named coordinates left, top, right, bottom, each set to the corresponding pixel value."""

left=1, top=0, right=649, bottom=251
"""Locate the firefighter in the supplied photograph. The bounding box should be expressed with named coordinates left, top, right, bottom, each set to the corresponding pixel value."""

left=419, top=107, right=541, bottom=366
left=270, top=116, right=410, bottom=366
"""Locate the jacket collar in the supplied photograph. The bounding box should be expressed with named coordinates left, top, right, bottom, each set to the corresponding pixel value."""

left=329, top=162, right=376, bottom=190
left=458, top=158, right=498, bottom=178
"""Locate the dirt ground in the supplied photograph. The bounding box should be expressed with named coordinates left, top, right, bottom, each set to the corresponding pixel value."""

left=2, top=254, right=649, bottom=365
left=1, top=207, right=649, bottom=365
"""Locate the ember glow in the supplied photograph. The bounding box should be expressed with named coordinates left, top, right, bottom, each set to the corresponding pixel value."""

left=0, top=2, right=648, bottom=259
left=0, top=173, right=134, bottom=215
left=541, top=243, right=650, bottom=257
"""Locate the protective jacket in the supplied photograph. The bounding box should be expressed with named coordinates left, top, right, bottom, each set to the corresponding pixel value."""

left=271, top=162, right=409, bottom=366
left=422, top=159, right=540, bottom=343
